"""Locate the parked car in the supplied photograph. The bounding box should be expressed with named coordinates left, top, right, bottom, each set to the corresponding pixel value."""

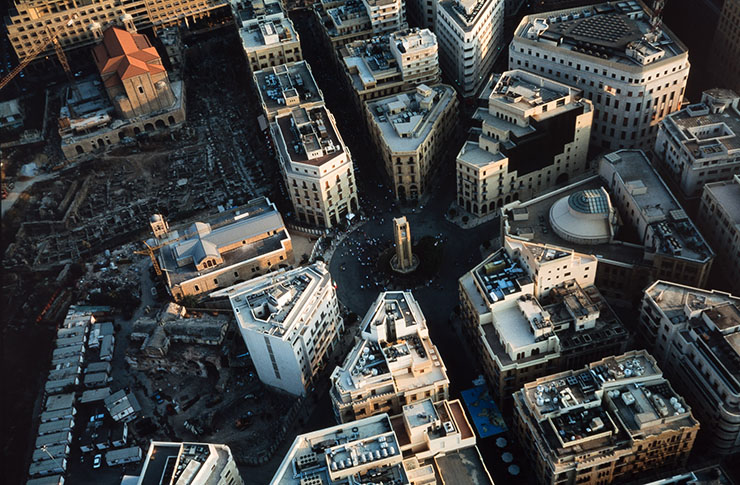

left=93, top=454, right=102, bottom=469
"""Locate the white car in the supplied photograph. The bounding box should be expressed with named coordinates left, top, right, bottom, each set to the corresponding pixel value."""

left=93, top=454, right=102, bottom=469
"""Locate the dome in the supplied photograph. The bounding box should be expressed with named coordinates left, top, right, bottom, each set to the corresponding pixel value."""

left=150, top=214, right=162, bottom=223
left=549, top=188, right=615, bottom=245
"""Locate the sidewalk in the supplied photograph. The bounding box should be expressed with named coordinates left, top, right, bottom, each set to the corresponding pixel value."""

left=445, top=202, right=500, bottom=229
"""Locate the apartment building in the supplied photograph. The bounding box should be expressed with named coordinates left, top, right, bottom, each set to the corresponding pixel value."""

left=271, top=105, right=359, bottom=228
left=363, top=0, right=405, bottom=34
left=135, top=441, right=243, bottom=485
left=366, top=84, right=458, bottom=200
left=456, top=69, right=593, bottom=217
left=329, top=291, right=449, bottom=423
left=510, top=1, right=690, bottom=150
left=502, top=150, right=714, bottom=302
left=655, top=89, right=740, bottom=198
left=217, top=263, right=343, bottom=396
left=639, top=281, right=740, bottom=455
left=698, top=175, right=740, bottom=296
left=314, top=0, right=407, bottom=51
left=340, top=28, right=440, bottom=113
left=514, top=350, right=699, bottom=485
left=707, top=0, right=740, bottom=93
left=5, top=0, right=229, bottom=63
left=458, top=237, right=629, bottom=404
left=253, top=61, right=324, bottom=123
left=435, top=0, right=505, bottom=97
left=239, top=17, right=302, bottom=73
left=154, top=197, right=294, bottom=300
left=271, top=399, right=493, bottom=484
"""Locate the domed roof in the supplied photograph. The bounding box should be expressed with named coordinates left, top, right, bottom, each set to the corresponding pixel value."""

left=568, top=189, right=610, bottom=214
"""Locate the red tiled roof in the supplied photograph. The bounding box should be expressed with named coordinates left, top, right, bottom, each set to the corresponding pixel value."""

left=94, top=27, right=164, bottom=81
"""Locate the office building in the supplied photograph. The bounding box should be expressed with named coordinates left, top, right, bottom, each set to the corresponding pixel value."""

left=314, top=0, right=407, bottom=51
left=458, top=237, right=629, bottom=403
left=271, top=399, right=493, bottom=484
left=217, top=263, right=343, bottom=396
left=271, top=105, right=359, bottom=228
left=340, top=28, right=441, bottom=113
left=330, top=291, right=449, bottom=423
left=135, top=441, right=243, bottom=485
left=707, top=0, right=740, bottom=93
left=435, top=0, right=505, bottom=97
left=254, top=61, right=324, bottom=123
left=514, top=350, right=699, bottom=485
left=456, top=69, right=593, bottom=217
left=239, top=17, right=302, bottom=73
left=510, top=1, right=690, bottom=150
left=698, top=175, right=740, bottom=296
left=655, top=89, right=740, bottom=198
left=59, top=25, right=186, bottom=159
left=502, top=150, right=714, bottom=302
left=5, top=0, right=229, bottom=63
left=154, top=197, right=294, bottom=300
left=639, top=280, right=740, bottom=455
left=366, top=84, right=458, bottom=200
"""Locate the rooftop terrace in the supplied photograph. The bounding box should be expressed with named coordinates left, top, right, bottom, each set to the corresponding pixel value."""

left=516, top=1, right=687, bottom=67
left=366, top=84, right=456, bottom=152
left=254, top=62, right=322, bottom=118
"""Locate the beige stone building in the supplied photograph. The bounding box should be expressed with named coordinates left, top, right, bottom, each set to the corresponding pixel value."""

left=314, top=0, right=407, bottom=51
left=271, top=399, right=493, bottom=484
left=92, top=26, right=174, bottom=119
left=458, top=237, right=629, bottom=404
left=698, top=175, right=740, bottom=296
left=514, top=350, right=699, bottom=485
left=329, top=291, right=449, bottom=423
left=366, top=84, right=458, bottom=200
left=639, top=280, right=740, bottom=455
left=655, top=89, right=740, bottom=198
left=136, top=441, right=243, bottom=485
left=154, top=197, right=293, bottom=300
left=253, top=61, right=324, bottom=122
left=510, top=1, right=690, bottom=151
left=5, top=0, right=229, bottom=63
left=215, top=263, right=343, bottom=396
left=502, top=150, right=715, bottom=303
left=456, top=70, right=593, bottom=217
left=239, top=16, right=302, bottom=74
left=59, top=24, right=186, bottom=160
left=271, top=105, right=359, bottom=228
left=340, top=28, right=441, bottom=114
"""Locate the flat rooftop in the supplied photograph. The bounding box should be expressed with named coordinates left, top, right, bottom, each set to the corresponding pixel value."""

left=663, top=92, right=740, bottom=158
left=237, top=0, right=283, bottom=25
left=602, top=150, right=712, bottom=262
left=366, top=85, right=456, bottom=152
left=439, top=0, right=495, bottom=32
left=515, top=1, right=687, bottom=67
left=274, top=106, right=346, bottom=167
left=219, top=263, right=330, bottom=338
left=472, top=248, right=531, bottom=306
left=342, top=35, right=399, bottom=90
left=645, top=281, right=740, bottom=395
left=332, top=291, right=448, bottom=401
left=491, top=69, right=577, bottom=111
left=254, top=62, right=322, bottom=118
left=240, top=17, right=298, bottom=51
left=271, top=414, right=404, bottom=485
left=505, top=177, right=652, bottom=266
left=140, top=442, right=232, bottom=485
left=705, top=177, right=740, bottom=228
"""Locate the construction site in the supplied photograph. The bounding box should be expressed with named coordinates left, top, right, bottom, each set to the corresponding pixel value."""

left=1, top=22, right=297, bottom=485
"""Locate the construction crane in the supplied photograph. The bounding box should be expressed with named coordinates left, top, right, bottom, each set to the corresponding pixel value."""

left=0, top=14, right=78, bottom=91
